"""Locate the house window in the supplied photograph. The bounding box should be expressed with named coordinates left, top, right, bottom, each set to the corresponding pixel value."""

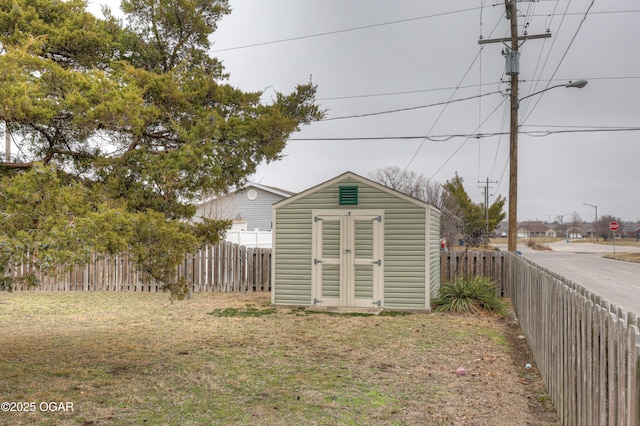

left=339, top=186, right=358, bottom=205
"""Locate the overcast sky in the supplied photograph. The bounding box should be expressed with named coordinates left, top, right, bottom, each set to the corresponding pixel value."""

left=92, top=1, right=640, bottom=223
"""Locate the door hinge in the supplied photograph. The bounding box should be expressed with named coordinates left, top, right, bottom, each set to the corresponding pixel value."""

left=372, top=300, right=381, bottom=307
left=313, top=298, right=323, bottom=305
left=373, top=216, right=382, bottom=222
left=314, top=216, right=323, bottom=222
left=372, top=259, right=381, bottom=265
left=314, top=258, right=323, bottom=265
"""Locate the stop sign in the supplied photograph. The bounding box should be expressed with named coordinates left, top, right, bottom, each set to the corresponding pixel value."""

left=609, top=221, right=619, bottom=231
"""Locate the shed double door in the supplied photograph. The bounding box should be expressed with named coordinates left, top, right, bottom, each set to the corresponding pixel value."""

left=312, top=209, right=383, bottom=308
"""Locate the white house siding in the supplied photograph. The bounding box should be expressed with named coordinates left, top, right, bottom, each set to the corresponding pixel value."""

left=195, top=186, right=287, bottom=231
left=273, top=174, right=439, bottom=309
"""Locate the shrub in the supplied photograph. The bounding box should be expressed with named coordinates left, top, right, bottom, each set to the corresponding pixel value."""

left=432, top=276, right=509, bottom=316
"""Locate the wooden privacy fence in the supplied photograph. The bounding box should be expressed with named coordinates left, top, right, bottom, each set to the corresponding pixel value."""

left=440, top=250, right=510, bottom=296
left=443, top=250, right=640, bottom=425
left=506, top=252, right=640, bottom=426
left=9, top=242, right=271, bottom=293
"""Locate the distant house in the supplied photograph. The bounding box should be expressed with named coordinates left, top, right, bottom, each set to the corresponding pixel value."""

left=566, top=226, right=584, bottom=239
left=544, top=224, right=558, bottom=238
left=519, top=221, right=554, bottom=238
left=194, top=182, right=294, bottom=231
left=582, top=224, right=596, bottom=239
left=621, top=222, right=640, bottom=240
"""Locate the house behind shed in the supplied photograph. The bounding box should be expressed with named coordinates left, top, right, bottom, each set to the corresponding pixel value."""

left=195, top=182, right=294, bottom=231
left=271, top=172, right=441, bottom=310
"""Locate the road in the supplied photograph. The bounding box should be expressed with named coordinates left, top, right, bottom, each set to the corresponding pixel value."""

left=511, top=241, right=640, bottom=318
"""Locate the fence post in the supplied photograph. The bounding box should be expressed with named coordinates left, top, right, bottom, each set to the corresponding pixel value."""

left=11, top=241, right=271, bottom=292
left=627, top=325, right=640, bottom=426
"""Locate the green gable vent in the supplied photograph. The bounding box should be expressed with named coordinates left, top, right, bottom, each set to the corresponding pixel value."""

left=339, top=186, right=358, bottom=205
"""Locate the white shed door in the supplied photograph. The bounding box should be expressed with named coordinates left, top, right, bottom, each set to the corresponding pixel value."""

left=312, top=210, right=383, bottom=308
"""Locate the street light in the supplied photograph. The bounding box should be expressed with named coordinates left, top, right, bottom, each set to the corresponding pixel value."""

left=558, top=213, right=571, bottom=241
left=518, top=80, right=588, bottom=105
left=583, top=202, right=598, bottom=242
left=507, top=79, right=588, bottom=252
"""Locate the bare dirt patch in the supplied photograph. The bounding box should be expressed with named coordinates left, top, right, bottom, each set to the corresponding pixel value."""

left=0, top=291, right=559, bottom=425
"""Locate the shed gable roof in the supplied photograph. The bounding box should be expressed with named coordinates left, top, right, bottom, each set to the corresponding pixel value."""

left=273, top=171, right=438, bottom=211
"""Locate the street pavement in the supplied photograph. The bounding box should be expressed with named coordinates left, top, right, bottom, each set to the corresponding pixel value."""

left=508, top=241, right=640, bottom=318
left=541, top=240, right=640, bottom=254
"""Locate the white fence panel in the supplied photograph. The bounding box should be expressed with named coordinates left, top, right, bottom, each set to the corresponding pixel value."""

left=224, top=230, right=272, bottom=248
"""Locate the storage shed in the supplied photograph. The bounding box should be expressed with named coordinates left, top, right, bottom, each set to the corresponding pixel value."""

left=271, top=171, right=441, bottom=310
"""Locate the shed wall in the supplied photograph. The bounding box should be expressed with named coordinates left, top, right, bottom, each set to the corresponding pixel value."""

left=274, top=177, right=435, bottom=309
left=428, top=206, right=441, bottom=299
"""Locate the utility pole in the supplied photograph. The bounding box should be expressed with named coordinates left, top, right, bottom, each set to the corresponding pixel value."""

left=479, top=0, right=551, bottom=252
left=506, top=0, right=519, bottom=253
left=478, top=177, right=497, bottom=237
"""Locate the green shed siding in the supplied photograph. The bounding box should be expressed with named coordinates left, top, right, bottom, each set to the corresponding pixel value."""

left=383, top=208, right=426, bottom=308
left=428, top=206, right=441, bottom=299
left=272, top=173, right=440, bottom=309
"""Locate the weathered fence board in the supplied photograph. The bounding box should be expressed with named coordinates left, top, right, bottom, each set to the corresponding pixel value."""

left=440, top=250, right=509, bottom=296
left=438, top=250, right=640, bottom=425
left=7, top=242, right=272, bottom=293
left=504, top=252, right=640, bottom=426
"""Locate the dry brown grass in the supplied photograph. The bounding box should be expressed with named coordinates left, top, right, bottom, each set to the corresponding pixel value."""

left=572, top=238, right=640, bottom=247
left=0, top=291, right=558, bottom=425
left=603, top=252, right=640, bottom=263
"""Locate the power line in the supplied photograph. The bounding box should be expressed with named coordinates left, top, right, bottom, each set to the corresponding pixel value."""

left=403, top=49, right=486, bottom=171
left=287, top=127, right=640, bottom=141
left=521, top=0, right=595, bottom=124
left=403, top=6, right=508, bottom=175
left=320, top=91, right=502, bottom=121
left=476, top=0, right=506, bottom=186
left=530, top=9, right=640, bottom=17
left=211, top=7, right=482, bottom=52
left=316, top=82, right=499, bottom=101
left=212, top=7, right=638, bottom=53
left=489, top=99, right=509, bottom=178
left=518, top=0, right=569, bottom=119
left=522, top=127, right=640, bottom=137
left=424, top=70, right=511, bottom=181
left=316, top=76, right=640, bottom=103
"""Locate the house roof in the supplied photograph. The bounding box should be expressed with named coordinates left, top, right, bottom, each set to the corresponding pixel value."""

left=622, top=223, right=640, bottom=232
left=273, top=171, right=439, bottom=210
left=519, top=221, right=550, bottom=233
left=242, top=182, right=295, bottom=198
left=199, top=181, right=294, bottom=205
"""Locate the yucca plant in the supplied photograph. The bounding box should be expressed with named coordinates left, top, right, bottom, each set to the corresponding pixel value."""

left=432, top=275, right=509, bottom=316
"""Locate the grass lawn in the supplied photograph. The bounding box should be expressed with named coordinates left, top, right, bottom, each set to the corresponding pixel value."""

left=0, top=292, right=557, bottom=425
left=604, top=252, right=640, bottom=263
